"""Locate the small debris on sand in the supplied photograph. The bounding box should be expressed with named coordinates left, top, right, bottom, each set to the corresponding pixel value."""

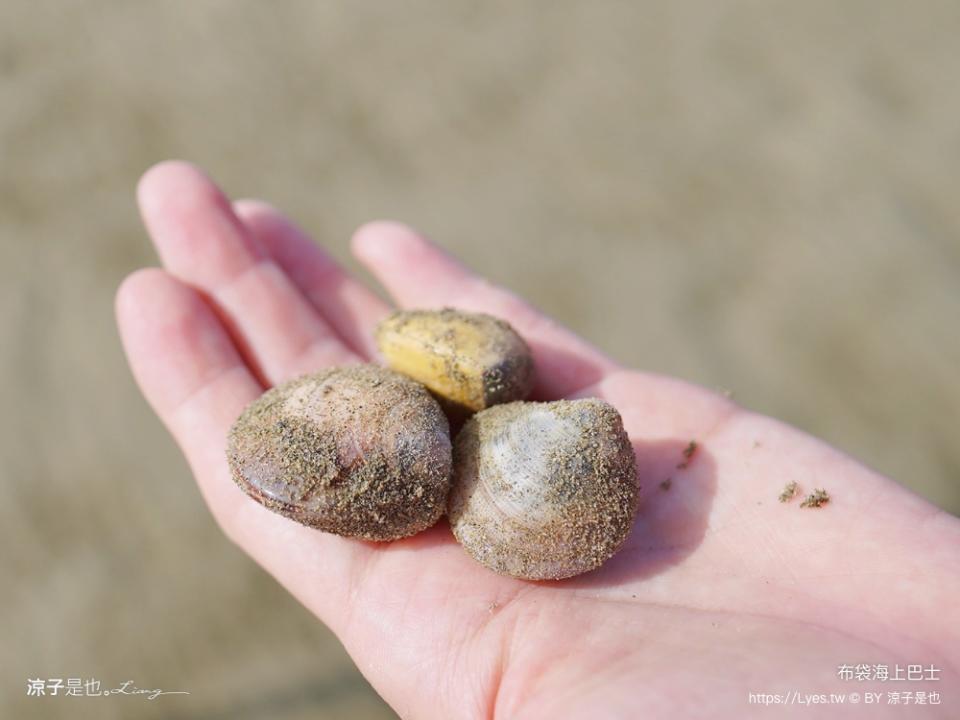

left=778, top=481, right=800, bottom=503
left=800, top=488, right=830, bottom=509
left=676, top=440, right=698, bottom=469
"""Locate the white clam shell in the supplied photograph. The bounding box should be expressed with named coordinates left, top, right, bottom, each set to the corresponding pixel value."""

left=448, top=398, right=638, bottom=579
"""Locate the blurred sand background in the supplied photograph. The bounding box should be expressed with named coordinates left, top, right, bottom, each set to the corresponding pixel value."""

left=2, top=2, right=959, bottom=718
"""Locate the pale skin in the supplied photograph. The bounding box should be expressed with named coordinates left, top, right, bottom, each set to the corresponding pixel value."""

left=117, top=161, right=960, bottom=719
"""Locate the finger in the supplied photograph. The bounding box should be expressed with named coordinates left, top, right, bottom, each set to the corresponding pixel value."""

left=136, top=161, right=358, bottom=385
left=351, top=221, right=621, bottom=398
left=115, top=268, right=263, bottom=529
left=115, top=268, right=366, bottom=615
left=233, top=199, right=390, bottom=360
left=116, top=268, right=504, bottom=720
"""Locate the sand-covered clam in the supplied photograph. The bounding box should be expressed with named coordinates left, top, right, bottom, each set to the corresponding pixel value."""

left=227, top=365, right=452, bottom=541
left=448, top=399, right=638, bottom=580
left=375, top=308, right=534, bottom=416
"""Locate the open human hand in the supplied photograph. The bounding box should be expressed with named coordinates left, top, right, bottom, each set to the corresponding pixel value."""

left=116, top=161, right=959, bottom=719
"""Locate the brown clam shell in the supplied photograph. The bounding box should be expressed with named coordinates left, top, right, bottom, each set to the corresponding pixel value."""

left=227, top=365, right=453, bottom=541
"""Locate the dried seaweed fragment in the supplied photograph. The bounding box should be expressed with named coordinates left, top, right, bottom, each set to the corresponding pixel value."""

left=778, top=481, right=800, bottom=503
left=800, top=488, right=830, bottom=509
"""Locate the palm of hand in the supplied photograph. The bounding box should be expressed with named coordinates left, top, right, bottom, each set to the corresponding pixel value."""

left=118, top=163, right=959, bottom=719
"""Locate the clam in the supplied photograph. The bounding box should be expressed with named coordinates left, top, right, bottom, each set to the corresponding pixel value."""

left=448, top=399, right=638, bottom=580
left=226, top=365, right=452, bottom=541
left=375, top=308, right=534, bottom=416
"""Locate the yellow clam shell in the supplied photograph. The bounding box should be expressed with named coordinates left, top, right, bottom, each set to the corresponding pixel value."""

left=375, top=308, right=534, bottom=415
